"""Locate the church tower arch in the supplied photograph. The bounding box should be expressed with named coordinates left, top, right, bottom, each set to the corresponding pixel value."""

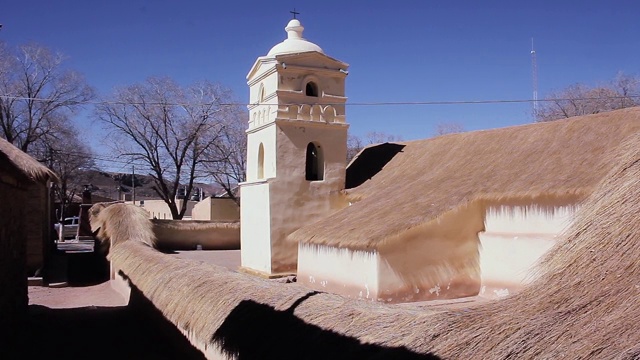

left=305, top=81, right=319, bottom=97
left=257, top=143, right=265, bottom=179
left=305, top=142, right=324, bottom=181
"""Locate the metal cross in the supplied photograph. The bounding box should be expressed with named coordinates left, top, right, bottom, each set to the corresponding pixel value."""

left=290, top=8, right=300, bottom=19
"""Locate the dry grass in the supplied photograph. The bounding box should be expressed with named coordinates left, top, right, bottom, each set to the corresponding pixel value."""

left=0, top=137, right=58, bottom=183
left=290, top=107, right=640, bottom=250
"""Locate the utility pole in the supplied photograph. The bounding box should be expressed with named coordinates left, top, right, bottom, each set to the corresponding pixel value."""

left=132, top=165, right=136, bottom=205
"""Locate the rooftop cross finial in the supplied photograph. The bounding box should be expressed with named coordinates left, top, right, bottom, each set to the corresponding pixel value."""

left=290, top=8, right=300, bottom=19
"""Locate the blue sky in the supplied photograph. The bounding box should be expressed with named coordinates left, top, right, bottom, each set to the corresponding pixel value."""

left=2, top=0, right=639, bottom=148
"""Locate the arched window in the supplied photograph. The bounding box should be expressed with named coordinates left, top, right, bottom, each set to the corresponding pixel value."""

left=305, top=82, right=319, bottom=97
left=305, top=142, right=324, bottom=181
left=259, top=85, right=265, bottom=103
left=257, top=143, right=265, bottom=179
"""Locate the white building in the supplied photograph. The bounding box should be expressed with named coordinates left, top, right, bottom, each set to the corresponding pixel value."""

left=240, top=18, right=349, bottom=276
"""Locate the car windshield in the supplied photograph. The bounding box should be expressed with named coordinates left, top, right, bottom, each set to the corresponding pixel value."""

left=63, top=218, right=76, bottom=225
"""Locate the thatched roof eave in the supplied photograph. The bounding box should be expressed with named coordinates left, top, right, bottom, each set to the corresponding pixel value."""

left=0, top=138, right=58, bottom=183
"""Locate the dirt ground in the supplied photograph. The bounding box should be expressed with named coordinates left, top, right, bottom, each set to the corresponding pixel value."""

left=20, top=248, right=243, bottom=360
left=29, top=281, right=127, bottom=308
left=172, top=249, right=241, bottom=269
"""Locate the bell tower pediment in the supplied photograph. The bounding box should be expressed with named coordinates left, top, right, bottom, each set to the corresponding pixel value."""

left=275, top=52, right=348, bottom=71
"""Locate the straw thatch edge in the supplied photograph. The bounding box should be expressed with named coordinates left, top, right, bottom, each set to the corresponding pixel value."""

left=0, top=137, right=58, bottom=183
left=290, top=188, right=592, bottom=251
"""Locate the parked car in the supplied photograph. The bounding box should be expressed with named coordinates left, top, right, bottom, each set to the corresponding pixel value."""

left=55, top=216, right=79, bottom=239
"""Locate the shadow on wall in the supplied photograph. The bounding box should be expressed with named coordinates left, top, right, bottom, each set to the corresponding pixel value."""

left=212, top=291, right=440, bottom=360
left=346, top=143, right=406, bottom=189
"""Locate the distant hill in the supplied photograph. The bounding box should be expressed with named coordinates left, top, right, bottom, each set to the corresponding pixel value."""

left=78, top=170, right=224, bottom=201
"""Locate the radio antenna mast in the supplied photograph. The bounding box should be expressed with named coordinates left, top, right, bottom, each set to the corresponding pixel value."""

left=531, top=38, right=538, bottom=114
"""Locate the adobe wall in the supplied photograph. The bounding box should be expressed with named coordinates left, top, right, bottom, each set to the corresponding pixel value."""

left=0, top=174, right=29, bottom=356
left=152, top=220, right=240, bottom=251
left=139, top=199, right=197, bottom=220
left=266, top=123, right=348, bottom=274
left=376, top=202, right=484, bottom=303
left=297, top=199, right=580, bottom=303
left=297, top=203, right=483, bottom=304
left=192, top=197, right=239, bottom=221
left=297, top=244, right=379, bottom=300
left=25, top=183, right=48, bottom=274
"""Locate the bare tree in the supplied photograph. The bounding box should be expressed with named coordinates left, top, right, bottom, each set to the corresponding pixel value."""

left=534, top=73, right=639, bottom=122
left=0, top=42, right=94, bottom=152
left=611, top=72, right=640, bottom=109
left=434, top=122, right=466, bottom=136
left=203, top=107, right=246, bottom=205
left=347, top=131, right=403, bottom=163
left=30, top=130, right=96, bottom=220
left=96, top=77, right=234, bottom=219
left=346, top=134, right=364, bottom=163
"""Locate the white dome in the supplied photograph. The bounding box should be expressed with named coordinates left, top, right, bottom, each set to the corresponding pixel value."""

left=267, top=19, right=324, bottom=56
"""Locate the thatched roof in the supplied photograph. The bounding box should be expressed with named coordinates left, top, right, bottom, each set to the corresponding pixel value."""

left=109, top=131, right=640, bottom=358
left=290, top=107, right=640, bottom=250
left=89, top=202, right=156, bottom=249
left=0, top=137, right=57, bottom=183
left=422, top=130, right=640, bottom=358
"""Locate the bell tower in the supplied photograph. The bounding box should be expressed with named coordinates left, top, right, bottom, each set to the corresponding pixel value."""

left=240, top=17, right=349, bottom=276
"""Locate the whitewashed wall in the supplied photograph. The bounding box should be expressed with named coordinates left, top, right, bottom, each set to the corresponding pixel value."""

left=240, top=182, right=272, bottom=273
left=479, top=203, right=579, bottom=298
left=298, top=243, right=379, bottom=300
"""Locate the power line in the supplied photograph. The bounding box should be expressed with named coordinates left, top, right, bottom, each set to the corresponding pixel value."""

left=1, top=94, right=639, bottom=108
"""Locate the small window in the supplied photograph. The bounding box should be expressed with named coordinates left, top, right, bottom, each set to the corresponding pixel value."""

left=305, top=82, right=319, bottom=97
left=257, top=143, right=265, bottom=179
left=259, top=85, right=265, bottom=103
left=305, top=142, right=324, bottom=181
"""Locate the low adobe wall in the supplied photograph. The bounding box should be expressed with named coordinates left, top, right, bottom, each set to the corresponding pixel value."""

left=109, top=241, right=439, bottom=360
left=152, top=220, right=240, bottom=251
